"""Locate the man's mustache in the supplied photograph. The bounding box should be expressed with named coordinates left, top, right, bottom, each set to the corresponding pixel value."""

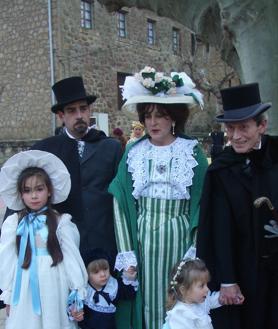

left=75, top=119, right=87, bottom=125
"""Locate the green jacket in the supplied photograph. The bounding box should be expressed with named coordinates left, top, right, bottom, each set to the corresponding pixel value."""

left=109, top=135, right=208, bottom=329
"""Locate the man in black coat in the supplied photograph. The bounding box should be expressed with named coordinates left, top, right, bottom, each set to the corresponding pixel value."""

left=197, top=83, right=278, bottom=329
left=32, top=76, right=122, bottom=260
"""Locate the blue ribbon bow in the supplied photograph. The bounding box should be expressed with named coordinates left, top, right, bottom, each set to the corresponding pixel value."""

left=67, top=289, right=84, bottom=312
left=12, top=207, right=47, bottom=315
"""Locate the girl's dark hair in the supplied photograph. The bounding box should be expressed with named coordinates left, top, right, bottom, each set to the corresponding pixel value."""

left=87, top=259, right=110, bottom=274
left=16, top=167, right=63, bottom=268
left=166, top=258, right=210, bottom=310
left=137, top=103, right=190, bottom=135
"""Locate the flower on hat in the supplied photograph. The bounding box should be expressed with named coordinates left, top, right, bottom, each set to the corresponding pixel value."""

left=121, top=66, right=204, bottom=108
left=134, top=66, right=176, bottom=96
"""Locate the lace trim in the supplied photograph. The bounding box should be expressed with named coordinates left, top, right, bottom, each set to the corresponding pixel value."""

left=84, top=276, right=118, bottom=313
left=114, top=251, right=137, bottom=271
left=121, top=272, right=139, bottom=291
left=127, top=138, right=198, bottom=200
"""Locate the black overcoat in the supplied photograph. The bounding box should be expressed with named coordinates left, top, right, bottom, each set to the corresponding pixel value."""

left=197, top=135, right=278, bottom=329
left=32, top=129, right=122, bottom=256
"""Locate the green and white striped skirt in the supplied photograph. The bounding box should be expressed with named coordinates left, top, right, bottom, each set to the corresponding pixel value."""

left=137, top=197, right=190, bottom=329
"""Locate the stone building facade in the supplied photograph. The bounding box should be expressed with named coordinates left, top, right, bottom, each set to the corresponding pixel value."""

left=0, top=0, right=237, bottom=162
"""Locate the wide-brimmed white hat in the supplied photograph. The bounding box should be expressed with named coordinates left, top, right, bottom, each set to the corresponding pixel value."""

left=0, top=150, right=71, bottom=210
left=121, top=67, right=204, bottom=111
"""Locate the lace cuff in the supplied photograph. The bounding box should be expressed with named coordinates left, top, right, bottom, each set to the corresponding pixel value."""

left=122, top=272, right=139, bottom=291
left=114, top=251, right=137, bottom=271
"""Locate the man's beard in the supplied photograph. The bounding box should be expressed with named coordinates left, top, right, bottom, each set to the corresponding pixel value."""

left=74, top=121, right=88, bottom=136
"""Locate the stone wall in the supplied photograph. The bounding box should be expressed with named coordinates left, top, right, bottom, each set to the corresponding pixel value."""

left=0, top=140, right=35, bottom=166
left=0, top=0, right=53, bottom=140
left=53, top=0, right=235, bottom=136
left=0, top=0, right=236, bottom=142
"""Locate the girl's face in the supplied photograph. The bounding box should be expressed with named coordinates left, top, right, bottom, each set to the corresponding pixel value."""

left=181, top=279, right=209, bottom=304
left=21, top=175, right=50, bottom=211
left=133, top=127, right=144, bottom=138
left=144, top=104, right=175, bottom=146
left=89, top=268, right=110, bottom=290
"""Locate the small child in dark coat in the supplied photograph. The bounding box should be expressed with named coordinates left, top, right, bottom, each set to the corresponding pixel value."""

left=78, top=248, right=138, bottom=329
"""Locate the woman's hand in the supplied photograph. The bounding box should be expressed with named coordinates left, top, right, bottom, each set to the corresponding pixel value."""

left=123, top=266, right=137, bottom=280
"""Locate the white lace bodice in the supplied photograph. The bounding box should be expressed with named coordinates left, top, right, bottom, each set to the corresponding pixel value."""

left=127, top=137, right=198, bottom=200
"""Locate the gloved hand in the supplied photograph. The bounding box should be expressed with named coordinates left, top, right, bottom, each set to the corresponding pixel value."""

left=264, top=220, right=278, bottom=238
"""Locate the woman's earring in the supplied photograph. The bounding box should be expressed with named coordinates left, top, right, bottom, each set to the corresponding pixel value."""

left=172, top=122, right=176, bottom=135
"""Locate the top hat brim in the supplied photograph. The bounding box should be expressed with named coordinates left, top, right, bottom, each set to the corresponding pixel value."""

left=216, top=102, right=271, bottom=123
left=51, top=95, right=97, bottom=113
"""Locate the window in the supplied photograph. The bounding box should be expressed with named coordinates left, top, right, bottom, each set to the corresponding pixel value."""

left=172, top=28, right=180, bottom=54
left=147, top=19, right=155, bottom=45
left=117, top=11, right=127, bottom=38
left=191, top=33, right=196, bottom=56
left=81, top=1, right=93, bottom=29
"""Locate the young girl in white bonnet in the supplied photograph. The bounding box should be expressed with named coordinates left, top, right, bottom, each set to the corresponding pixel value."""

left=162, top=248, right=223, bottom=329
left=0, top=150, right=88, bottom=329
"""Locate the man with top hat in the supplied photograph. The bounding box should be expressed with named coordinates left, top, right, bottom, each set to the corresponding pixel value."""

left=32, top=76, right=122, bottom=260
left=197, top=83, right=278, bottom=329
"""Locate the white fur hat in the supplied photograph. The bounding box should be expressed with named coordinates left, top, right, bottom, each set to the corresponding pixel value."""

left=0, top=150, right=71, bottom=210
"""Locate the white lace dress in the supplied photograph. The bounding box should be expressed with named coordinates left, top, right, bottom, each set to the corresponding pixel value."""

left=0, top=213, right=88, bottom=329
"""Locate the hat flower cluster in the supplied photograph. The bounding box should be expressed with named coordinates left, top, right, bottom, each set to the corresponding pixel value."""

left=134, top=66, right=187, bottom=96
left=121, top=66, right=203, bottom=108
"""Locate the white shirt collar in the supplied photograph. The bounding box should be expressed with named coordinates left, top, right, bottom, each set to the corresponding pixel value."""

left=65, top=128, right=89, bottom=140
left=253, top=139, right=262, bottom=150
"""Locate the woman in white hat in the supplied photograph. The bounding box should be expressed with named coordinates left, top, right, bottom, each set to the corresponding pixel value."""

left=0, top=150, right=88, bottom=329
left=127, top=121, right=145, bottom=145
left=109, top=67, right=208, bottom=329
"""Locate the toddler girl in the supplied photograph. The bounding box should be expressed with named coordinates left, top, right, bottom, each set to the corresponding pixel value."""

left=0, top=150, right=88, bottom=329
left=162, top=256, right=222, bottom=329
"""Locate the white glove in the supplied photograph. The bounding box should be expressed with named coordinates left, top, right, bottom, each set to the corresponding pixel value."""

left=264, top=220, right=278, bottom=238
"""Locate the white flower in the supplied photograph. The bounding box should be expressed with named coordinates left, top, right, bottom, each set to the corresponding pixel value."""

left=164, top=76, right=173, bottom=83
left=154, top=72, right=164, bottom=83
left=141, top=66, right=156, bottom=74
left=142, top=78, right=155, bottom=88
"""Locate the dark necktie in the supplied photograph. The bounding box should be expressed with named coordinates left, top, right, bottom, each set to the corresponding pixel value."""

left=93, top=288, right=112, bottom=305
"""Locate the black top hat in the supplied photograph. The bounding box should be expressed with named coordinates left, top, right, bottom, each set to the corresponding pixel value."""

left=51, top=76, right=97, bottom=113
left=216, top=83, right=271, bottom=122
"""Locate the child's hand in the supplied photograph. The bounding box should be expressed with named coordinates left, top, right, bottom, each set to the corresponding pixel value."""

left=70, top=308, right=84, bottom=322
left=123, top=266, right=137, bottom=280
